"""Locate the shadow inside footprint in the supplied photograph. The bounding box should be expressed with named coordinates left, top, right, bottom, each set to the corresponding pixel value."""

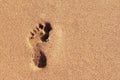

left=38, top=51, right=47, bottom=68
left=41, top=34, right=49, bottom=42
left=44, top=22, right=52, bottom=33
left=41, top=22, right=52, bottom=42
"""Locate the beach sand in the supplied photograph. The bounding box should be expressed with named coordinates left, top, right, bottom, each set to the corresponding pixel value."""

left=0, top=0, right=120, bottom=80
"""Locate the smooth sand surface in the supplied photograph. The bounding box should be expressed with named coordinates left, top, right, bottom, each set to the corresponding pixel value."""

left=0, top=0, right=120, bottom=80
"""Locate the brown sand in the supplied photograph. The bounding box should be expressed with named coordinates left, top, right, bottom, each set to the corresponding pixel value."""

left=0, top=0, right=120, bottom=80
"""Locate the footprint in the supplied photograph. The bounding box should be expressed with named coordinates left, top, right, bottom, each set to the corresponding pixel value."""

left=29, top=22, right=52, bottom=68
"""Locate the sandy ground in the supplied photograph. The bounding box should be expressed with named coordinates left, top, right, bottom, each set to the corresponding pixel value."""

left=0, top=0, right=120, bottom=80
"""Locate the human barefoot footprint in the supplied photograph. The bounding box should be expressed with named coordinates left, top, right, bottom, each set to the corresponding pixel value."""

left=29, top=22, right=52, bottom=68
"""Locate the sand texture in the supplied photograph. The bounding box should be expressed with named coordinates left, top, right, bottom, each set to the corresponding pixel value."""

left=0, top=0, right=120, bottom=80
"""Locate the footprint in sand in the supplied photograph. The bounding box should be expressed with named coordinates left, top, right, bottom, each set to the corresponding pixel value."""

left=28, top=22, right=52, bottom=69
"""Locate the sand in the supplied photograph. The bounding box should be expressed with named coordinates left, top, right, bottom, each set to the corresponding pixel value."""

left=0, top=0, right=120, bottom=80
